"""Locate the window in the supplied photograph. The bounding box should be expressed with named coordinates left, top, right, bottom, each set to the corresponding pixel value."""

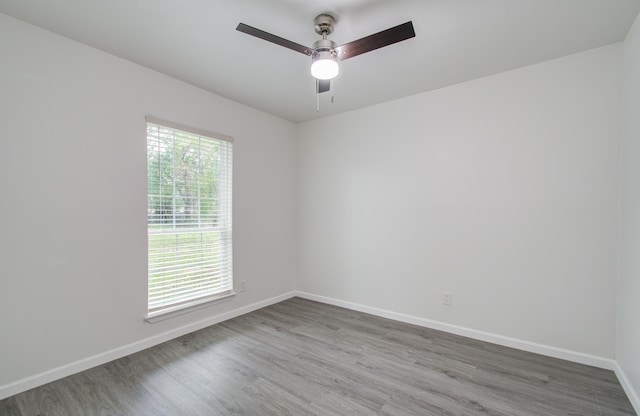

left=146, top=116, right=233, bottom=320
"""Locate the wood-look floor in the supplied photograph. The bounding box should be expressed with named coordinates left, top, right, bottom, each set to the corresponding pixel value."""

left=0, top=297, right=636, bottom=415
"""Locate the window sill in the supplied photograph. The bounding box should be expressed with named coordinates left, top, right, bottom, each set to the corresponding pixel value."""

left=144, top=292, right=236, bottom=323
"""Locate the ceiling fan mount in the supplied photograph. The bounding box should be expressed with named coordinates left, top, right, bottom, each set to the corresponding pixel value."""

left=314, top=14, right=336, bottom=36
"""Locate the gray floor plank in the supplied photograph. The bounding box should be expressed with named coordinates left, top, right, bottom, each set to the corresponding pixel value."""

left=0, top=297, right=636, bottom=415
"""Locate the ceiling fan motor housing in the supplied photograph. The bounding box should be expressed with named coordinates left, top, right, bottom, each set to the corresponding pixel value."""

left=312, top=38, right=337, bottom=54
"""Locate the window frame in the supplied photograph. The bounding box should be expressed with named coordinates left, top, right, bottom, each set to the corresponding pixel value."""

left=144, top=115, right=234, bottom=322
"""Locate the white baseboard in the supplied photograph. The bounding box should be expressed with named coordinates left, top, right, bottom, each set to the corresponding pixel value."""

left=295, top=291, right=616, bottom=371
left=614, top=362, right=640, bottom=415
left=0, top=291, right=297, bottom=400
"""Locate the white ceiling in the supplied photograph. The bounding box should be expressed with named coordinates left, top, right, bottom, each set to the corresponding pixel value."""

left=1, top=0, right=639, bottom=123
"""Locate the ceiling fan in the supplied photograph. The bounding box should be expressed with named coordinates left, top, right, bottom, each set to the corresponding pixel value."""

left=236, top=14, right=415, bottom=96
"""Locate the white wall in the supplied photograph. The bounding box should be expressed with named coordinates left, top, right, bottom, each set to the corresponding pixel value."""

left=297, top=44, right=623, bottom=359
left=618, top=12, right=640, bottom=407
left=0, top=14, right=297, bottom=389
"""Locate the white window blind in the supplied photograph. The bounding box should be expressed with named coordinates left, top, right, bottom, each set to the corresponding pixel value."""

left=146, top=116, right=233, bottom=318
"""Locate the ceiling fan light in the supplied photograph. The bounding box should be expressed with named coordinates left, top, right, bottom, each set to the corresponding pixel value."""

left=311, top=51, right=339, bottom=80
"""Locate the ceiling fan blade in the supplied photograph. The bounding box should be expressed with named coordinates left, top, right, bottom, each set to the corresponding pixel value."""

left=236, top=23, right=314, bottom=56
left=335, top=21, right=415, bottom=61
left=317, top=79, right=331, bottom=94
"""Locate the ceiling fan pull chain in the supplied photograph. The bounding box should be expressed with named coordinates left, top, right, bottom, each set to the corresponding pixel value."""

left=331, top=79, right=335, bottom=104
left=316, top=79, right=320, bottom=112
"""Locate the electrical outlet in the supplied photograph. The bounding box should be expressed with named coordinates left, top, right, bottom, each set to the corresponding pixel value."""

left=443, top=292, right=453, bottom=306
left=240, top=281, right=247, bottom=292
